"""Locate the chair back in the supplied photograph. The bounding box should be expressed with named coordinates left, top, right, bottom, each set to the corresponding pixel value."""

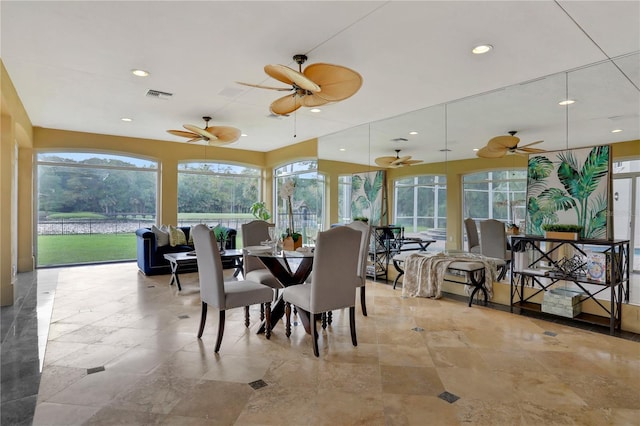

left=464, top=218, right=480, bottom=252
left=192, top=224, right=225, bottom=309
left=309, top=226, right=360, bottom=313
left=345, top=221, right=371, bottom=287
left=241, top=220, right=274, bottom=274
left=479, top=219, right=507, bottom=260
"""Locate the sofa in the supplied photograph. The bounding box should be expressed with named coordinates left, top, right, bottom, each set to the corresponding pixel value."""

left=135, top=225, right=237, bottom=276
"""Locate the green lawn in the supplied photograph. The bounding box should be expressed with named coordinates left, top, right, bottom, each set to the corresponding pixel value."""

left=38, top=234, right=137, bottom=266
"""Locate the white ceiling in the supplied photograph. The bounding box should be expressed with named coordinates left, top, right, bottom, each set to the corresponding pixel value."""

left=1, top=1, right=638, bottom=166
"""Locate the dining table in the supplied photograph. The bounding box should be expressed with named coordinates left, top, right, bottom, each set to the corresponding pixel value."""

left=246, top=248, right=315, bottom=335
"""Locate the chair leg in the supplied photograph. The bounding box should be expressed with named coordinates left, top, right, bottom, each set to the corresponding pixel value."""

left=360, top=285, right=367, bottom=316
left=285, top=302, right=291, bottom=338
left=311, top=313, right=319, bottom=357
left=214, top=310, right=226, bottom=353
left=327, top=311, right=332, bottom=325
left=244, top=306, right=250, bottom=328
left=264, top=302, right=271, bottom=340
left=349, top=306, right=357, bottom=347
left=321, top=312, right=327, bottom=329
left=197, top=301, right=208, bottom=338
left=260, top=304, right=265, bottom=321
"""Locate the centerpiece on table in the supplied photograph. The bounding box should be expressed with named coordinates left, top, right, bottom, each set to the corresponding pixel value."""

left=279, top=178, right=302, bottom=251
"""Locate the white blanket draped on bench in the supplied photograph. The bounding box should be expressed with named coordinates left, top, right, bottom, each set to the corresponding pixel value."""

left=401, top=252, right=500, bottom=300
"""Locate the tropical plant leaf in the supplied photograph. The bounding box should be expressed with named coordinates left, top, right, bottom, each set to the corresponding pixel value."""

left=556, top=152, right=582, bottom=199
left=351, top=175, right=364, bottom=192
left=364, top=171, right=384, bottom=204
left=539, top=187, right=576, bottom=211
left=351, top=195, right=369, bottom=217
left=577, top=145, right=609, bottom=197
left=585, top=208, right=608, bottom=239
left=527, top=156, right=554, bottom=182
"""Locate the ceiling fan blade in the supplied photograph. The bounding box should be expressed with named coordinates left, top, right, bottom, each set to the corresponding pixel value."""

left=517, top=147, right=546, bottom=153
left=402, top=159, right=423, bottom=166
left=519, top=140, right=544, bottom=148
left=270, top=94, right=302, bottom=116
left=487, top=135, right=519, bottom=150
left=265, top=64, right=320, bottom=92
left=374, top=156, right=396, bottom=167
left=303, top=63, right=363, bottom=101
left=236, top=81, right=292, bottom=91
left=186, top=137, right=204, bottom=143
left=184, top=125, right=218, bottom=142
left=206, top=126, right=241, bottom=144
left=300, top=93, right=331, bottom=107
left=167, top=129, right=198, bottom=139
left=477, top=146, right=506, bottom=158
left=391, top=155, right=412, bottom=166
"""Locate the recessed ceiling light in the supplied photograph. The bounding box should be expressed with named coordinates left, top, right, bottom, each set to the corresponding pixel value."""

left=310, top=108, right=321, bottom=113
left=339, top=148, right=346, bottom=151
left=409, top=131, right=418, bottom=135
left=472, top=44, right=493, bottom=54
left=241, top=133, right=248, bottom=137
left=131, top=69, right=149, bottom=77
left=611, top=129, right=623, bottom=133
left=473, top=148, right=479, bottom=152
left=558, top=99, right=575, bottom=106
left=121, top=117, right=132, bottom=122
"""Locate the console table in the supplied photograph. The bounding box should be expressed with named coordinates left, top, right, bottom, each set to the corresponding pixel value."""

left=509, top=235, right=629, bottom=335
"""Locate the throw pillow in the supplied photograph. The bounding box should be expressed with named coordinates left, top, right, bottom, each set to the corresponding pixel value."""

left=169, top=225, right=187, bottom=247
left=151, top=224, right=170, bottom=247
left=187, top=225, right=201, bottom=245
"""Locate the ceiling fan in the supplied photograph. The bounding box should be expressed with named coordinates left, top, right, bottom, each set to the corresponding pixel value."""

left=167, top=116, right=241, bottom=145
left=237, top=54, right=363, bottom=116
left=375, top=149, right=423, bottom=168
left=476, top=131, right=545, bottom=158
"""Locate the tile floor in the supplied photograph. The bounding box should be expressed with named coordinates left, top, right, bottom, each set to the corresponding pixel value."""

left=2, top=262, right=640, bottom=425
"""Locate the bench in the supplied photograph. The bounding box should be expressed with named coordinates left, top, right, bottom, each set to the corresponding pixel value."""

left=393, top=252, right=504, bottom=307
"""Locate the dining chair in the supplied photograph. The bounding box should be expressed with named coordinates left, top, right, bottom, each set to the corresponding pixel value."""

left=191, top=224, right=273, bottom=353
left=345, top=220, right=372, bottom=316
left=282, top=226, right=361, bottom=357
left=241, top=220, right=282, bottom=290
left=479, top=219, right=511, bottom=280
left=464, top=218, right=481, bottom=253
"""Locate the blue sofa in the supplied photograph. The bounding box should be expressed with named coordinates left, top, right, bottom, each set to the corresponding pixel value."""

left=135, top=226, right=237, bottom=276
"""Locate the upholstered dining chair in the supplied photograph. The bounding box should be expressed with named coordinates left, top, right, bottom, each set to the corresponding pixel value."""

left=241, top=220, right=281, bottom=290
left=282, top=226, right=361, bottom=357
left=345, top=220, right=372, bottom=316
left=191, top=224, right=273, bottom=353
left=464, top=218, right=481, bottom=253
left=479, top=219, right=511, bottom=280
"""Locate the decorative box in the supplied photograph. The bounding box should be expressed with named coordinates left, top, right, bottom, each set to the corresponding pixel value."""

left=541, top=288, right=583, bottom=318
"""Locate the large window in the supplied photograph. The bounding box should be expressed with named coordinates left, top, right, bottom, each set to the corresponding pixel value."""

left=274, top=161, right=323, bottom=234
left=463, top=170, right=527, bottom=225
left=177, top=162, right=261, bottom=229
left=36, top=152, right=157, bottom=266
left=394, top=175, right=447, bottom=232
left=338, top=174, right=352, bottom=224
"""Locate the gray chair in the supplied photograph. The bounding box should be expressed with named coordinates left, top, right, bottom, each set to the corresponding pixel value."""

left=479, top=219, right=511, bottom=280
left=282, top=226, right=361, bottom=357
left=192, top=224, right=273, bottom=353
left=345, top=220, right=372, bottom=316
left=464, top=218, right=481, bottom=253
left=241, top=220, right=281, bottom=289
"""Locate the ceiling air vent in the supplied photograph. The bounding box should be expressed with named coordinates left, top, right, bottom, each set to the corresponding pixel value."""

left=145, top=89, right=173, bottom=100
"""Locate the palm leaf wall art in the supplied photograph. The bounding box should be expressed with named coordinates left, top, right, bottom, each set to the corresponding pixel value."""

left=351, top=170, right=387, bottom=226
left=525, top=145, right=611, bottom=239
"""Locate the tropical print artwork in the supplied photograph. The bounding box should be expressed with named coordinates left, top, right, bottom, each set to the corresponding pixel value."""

left=351, top=171, right=387, bottom=226
left=525, top=145, right=610, bottom=239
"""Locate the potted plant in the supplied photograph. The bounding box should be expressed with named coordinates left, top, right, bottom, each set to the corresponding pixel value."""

left=279, top=179, right=302, bottom=250
left=250, top=201, right=272, bottom=221
left=542, top=224, right=583, bottom=240
left=507, top=222, right=520, bottom=235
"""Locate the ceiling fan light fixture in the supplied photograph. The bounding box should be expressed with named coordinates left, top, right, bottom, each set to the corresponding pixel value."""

left=472, top=44, right=493, bottom=54
left=558, top=99, right=575, bottom=106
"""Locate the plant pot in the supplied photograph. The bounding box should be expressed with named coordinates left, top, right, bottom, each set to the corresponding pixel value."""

left=544, top=231, right=578, bottom=241
left=218, top=239, right=226, bottom=254
left=282, top=236, right=302, bottom=251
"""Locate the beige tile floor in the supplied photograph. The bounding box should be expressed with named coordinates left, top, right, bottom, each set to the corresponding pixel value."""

left=32, top=263, right=640, bottom=425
